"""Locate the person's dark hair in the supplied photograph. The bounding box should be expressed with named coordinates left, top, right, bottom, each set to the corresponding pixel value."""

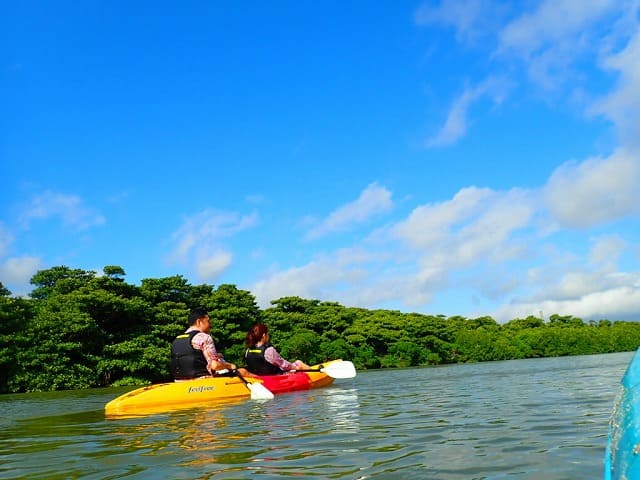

left=188, top=307, right=208, bottom=326
left=246, top=323, right=268, bottom=347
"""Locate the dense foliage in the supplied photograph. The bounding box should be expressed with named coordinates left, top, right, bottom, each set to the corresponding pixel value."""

left=1, top=265, right=639, bottom=393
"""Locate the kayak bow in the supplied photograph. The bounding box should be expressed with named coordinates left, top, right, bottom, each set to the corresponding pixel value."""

left=605, top=347, right=640, bottom=480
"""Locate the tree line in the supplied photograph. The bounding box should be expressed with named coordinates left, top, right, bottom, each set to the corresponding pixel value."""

left=1, top=265, right=639, bottom=393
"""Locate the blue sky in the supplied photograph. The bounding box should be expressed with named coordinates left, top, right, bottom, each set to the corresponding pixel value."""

left=2, top=1, right=639, bottom=322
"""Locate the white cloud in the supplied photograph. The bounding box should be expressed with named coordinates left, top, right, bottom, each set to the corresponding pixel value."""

left=498, top=0, right=618, bottom=56
left=196, top=250, right=233, bottom=281
left=425, top=88, right=477, bottom=148
left=387, top=186, right=537, bottom=312
left=589, top=234, right=625, bottom=270
left=254, top=185, right=540, bottom=315
left=544, top=148, right=640, bottom=228
left=420, top=0, right=636, bottom=144
left=19, top=190, right=105, bottom=231
left=250, top=257, right=364, bottom=308
left=414, top=0, right=504, bottom=44
left=306, top=183, right=393, bottom=239
left=167, top=209, right=258, bottom=281
left=0, top=256, right=42, bottom=296
left=250, top=167, right=639, bottom=322
left=425, top=77, right=512, bottom=148
left=496, top=0, right=621, bottom=90
left=394, top=186, right=533, bottom=263
left=554, top=271, right=625, bottom=301
left=168, top=209, right=258, bottom=264
left=395, top=186, right=494, bottom=249
left=589, top=28, right=640, bottom=146
left=491, top=274, right=640, bottom=323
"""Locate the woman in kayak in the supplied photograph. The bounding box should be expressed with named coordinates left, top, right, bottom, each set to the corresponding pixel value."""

left=244, top=323, right=310, bottom=375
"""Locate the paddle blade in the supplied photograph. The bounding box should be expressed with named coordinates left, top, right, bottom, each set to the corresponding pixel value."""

left=321, top=361, right=357, bottom=379
left=247, top=381, right=275, bottom=400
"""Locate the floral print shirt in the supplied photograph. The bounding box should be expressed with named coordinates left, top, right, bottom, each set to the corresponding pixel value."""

left=186, top=327, right=222, bottom=373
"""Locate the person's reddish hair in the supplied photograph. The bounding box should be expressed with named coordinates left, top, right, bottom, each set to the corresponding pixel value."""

left=246, top=323, right=268, bottom=347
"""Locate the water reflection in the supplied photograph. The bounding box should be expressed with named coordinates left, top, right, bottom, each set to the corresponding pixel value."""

left=102, top=388, right=362, bottom=475
left=321, top=387, right=361, bottom=433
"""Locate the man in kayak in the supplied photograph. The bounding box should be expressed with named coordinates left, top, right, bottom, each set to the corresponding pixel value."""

left=170, top=308, right=237, bottom=380
left=244, top=323, right=310, bottom=375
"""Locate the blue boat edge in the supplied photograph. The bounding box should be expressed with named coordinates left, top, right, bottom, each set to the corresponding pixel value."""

left=605, top=347, right=640, bottom=480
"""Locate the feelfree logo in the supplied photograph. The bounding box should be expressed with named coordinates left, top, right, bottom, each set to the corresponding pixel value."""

left=188, top=385, right=215, bottom=394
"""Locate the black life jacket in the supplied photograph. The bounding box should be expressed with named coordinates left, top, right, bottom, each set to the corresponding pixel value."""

left=244, top=344, right=283, bottom=375
left=170, top=330, right=209, bottom=379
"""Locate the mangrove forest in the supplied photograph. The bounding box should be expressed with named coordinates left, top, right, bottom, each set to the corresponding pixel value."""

left=1, top=265, right=639, bottom=393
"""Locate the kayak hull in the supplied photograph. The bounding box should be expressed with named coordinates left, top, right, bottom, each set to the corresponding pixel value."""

left=605, top=347, right=640, bottom=480
left=104, top=360, right=339, bottom=417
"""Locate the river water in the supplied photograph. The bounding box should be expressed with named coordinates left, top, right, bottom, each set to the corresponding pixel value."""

left=0, top=351, right=633, bottom=480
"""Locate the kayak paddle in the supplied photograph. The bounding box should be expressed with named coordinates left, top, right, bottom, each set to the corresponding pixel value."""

left=236, top=371, right=274, bottom=400
left=299, top=360, right=356, bottom=379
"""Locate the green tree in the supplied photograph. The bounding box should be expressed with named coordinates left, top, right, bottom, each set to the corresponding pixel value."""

left=504, top=316, right=545, bottom=330
left=0, top=287, right=33, bottom=393
left=11, top=297, right=103, bottom=391
left=381, top=341, right=423, bottom=368
left=279, top=329, right=322, bottom=364
left=29, top=266, right=96, bottom=300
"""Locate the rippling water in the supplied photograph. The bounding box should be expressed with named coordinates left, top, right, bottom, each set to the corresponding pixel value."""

left=0, top=352, right=633, bottom=479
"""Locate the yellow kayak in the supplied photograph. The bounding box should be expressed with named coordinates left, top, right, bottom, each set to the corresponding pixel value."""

left=104, top=360, right=356, bottom=417
left=104, top=375, right=258, bottom=416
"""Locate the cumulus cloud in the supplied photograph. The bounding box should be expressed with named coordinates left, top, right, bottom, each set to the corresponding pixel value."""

left=589, top=28, right=640, bottom=146
left=169, top=209, right=257, bottom=262
left=250, top=256, right=364, bottom=308
left=498, top=0, right=618, bottom=55
left=19, top=190, right=105, bottom=231
left=469, top=229, right=638, bottom=323
left=167, top=209, right=258, bottom=281
left=496, top=0, right=620, bottom=89
left=492, top=275, right=640, bottom=323
left=306, top=183, right=393, bottom=239
left=250, top=253, right=445, bottom=312
left=254, top=185, right=540, bottom=314
left=251, top=166, right=639, bottom=322
left=0, top=256, right=42, bottom=296
left=394, top=186, right=533, bottom=265
left=589, top=234, right=626, bottom=271
left=544, top=148, right=640, bottom=228
left=196, top=250, right=233, bottom=281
